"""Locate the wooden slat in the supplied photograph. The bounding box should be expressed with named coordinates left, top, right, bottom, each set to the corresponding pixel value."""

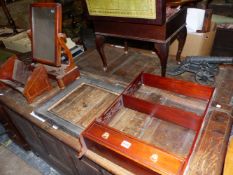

left=186, top=111, right=233, bottom=175
left=123, top=95, right=202, bottom=131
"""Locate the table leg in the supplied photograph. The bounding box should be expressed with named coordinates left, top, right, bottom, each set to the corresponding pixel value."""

left=176, top=26, right=187, bottom=63
left=95, top=34, right=107, bottom=71
left=154, top=42, right=169, bottom=77
left=124, top=40, right=128, bottom=54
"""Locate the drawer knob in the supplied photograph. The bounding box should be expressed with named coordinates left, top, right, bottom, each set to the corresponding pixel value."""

left=101, top=132, right=110, bottom=139
left=150, top=154, right=159, bottom=163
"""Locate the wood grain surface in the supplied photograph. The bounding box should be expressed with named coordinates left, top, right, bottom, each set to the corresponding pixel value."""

left=50, top=84, right=117, bottom=128
left=109, top=106, right=196, bottom=157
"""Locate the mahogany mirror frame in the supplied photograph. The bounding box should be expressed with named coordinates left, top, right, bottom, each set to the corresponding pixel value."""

left=30, top=3, right=62, bottom=67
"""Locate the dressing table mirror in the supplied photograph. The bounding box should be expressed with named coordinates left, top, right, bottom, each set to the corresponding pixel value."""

left=30, top=3, right=80, bottom=89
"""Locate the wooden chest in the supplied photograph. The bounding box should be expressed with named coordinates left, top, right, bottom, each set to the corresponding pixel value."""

left=81, top=73, right=215, bottom=175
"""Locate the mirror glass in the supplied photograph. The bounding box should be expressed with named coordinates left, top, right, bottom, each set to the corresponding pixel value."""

left=32, top=7, right=56, bottom=64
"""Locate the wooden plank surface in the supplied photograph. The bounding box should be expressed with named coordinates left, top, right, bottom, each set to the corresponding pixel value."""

left=77, top=45, right=160, bottom=83
left=109, top=107, right=195, bottom=157
left=50, top=84, right=117, bottom=128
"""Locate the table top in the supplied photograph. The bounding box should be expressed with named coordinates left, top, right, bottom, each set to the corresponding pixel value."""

left=0, top=47, right=232, bottom=175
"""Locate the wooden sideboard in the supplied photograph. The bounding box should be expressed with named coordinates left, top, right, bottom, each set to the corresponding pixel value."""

left=0, top=66, right=232, bottom=175
left=0, top=93, right=112, bottom=175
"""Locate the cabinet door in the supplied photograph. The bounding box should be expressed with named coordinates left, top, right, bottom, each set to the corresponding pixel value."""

left=3, top=107, right=45, bottom=155
left=35, top=128, right=78, bottom=175
left=70, top=151, right=112, bottom=175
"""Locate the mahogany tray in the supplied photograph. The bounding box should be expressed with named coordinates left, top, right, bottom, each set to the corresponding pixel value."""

left=80, top=73, right=215, bottom=175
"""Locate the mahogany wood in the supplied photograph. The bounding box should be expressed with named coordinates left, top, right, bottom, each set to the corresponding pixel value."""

left=23, top=65, right=52, bottom=103
left=0, top=56, right=52, bottom=103
left=125, top=72, right=214, bottom=101
left=84, top=0, right=187, bottom=76
left=0, top=55, right=15, bottom=80
left=81, top=73, right=215, bottom=175
left=83, top=123, right=184, bottom=175
left=56, top=67, right=80, bottom=89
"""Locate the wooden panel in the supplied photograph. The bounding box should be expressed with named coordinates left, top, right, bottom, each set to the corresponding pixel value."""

left=69, top=148, right=112, bottom=175
left=36, top=128, right=78, bottom=175
left=0, top=106, right=30, bottom=150
left=94, top=21, right=166, bottom=40
left=142, top=73, right=214, bottom=100
left=73, top=154, right=105, bottom=175
left=84, top=123, right=184, bottom=175
left=50, top=84, right=117, bottom=128
left=3, top=107, right=45, bottom=155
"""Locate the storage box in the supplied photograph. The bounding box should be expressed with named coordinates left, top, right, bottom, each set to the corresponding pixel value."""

left=169, top=22, right=216, bottom=57
left=2, top=31, right=31, bottom=53
left=81, top=73, right=215, bottom=175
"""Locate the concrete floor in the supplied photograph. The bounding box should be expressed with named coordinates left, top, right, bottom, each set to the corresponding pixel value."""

left=0, top=146, right=42, bottom=175
left=0, top=125, right=60, bottom=175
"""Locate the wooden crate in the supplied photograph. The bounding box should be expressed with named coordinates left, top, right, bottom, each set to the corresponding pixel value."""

left=81, top=72, right=215, bottom=175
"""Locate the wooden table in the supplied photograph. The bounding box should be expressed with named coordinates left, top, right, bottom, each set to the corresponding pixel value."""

left=84, top=0, right=188, bottom=76
left=0, top=64, right=232, bottom=175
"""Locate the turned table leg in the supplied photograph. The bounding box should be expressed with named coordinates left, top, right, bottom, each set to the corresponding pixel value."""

left=176, top=26, right=187, bottom=63
left=95, top=34, right=107, bottom=71
left=154, top=42, right=169, bottom=77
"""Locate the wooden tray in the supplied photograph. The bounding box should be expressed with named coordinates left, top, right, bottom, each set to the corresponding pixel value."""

left=81, top=73, right=215, bottom=175
left=35, top=76, right=123, bottom=136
